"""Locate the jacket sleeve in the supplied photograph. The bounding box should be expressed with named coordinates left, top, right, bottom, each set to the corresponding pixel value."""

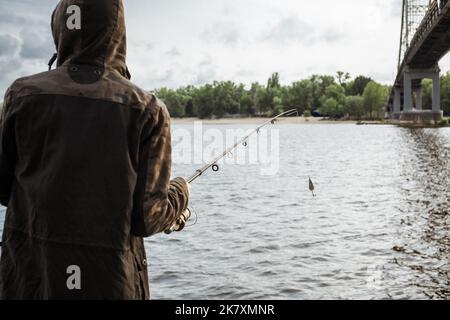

left=131, top=99, right=189, bottom=237
left=0, top=91, right=17, bottom=207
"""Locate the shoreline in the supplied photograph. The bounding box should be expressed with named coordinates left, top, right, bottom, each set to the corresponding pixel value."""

left=171, top=117, right=361, bottom=125
left=171, top=117, right=450, bottom=127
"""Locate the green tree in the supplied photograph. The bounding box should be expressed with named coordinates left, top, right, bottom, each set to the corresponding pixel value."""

left=240, top=92, right=255, bottom=115
left=283, top=79, right=313, bottom=115
left=211, top=81, right=240, bottom=116
left=346, top=75, right=372, bottom=96
left=422, top=79, right=432, bottom=109
left=344, top=95, right=365, bottom=119
left=362, top=81, right=388, bottom=119
left=320, top=97, right=343, bottom=118
left=192, top=84, right=215, bottom=119
left=303, top=110, right=312, bottom=118
left=155, top=88, right=186, bottom=117
left=249, top=82, right=265, bottom=115
left=258, top=73, right=283, bottom=114
left=336, top=71, right=351, bottom=89
left=177, top=85, right=196, bottom=117
left=324, top=84, right=346, bottom=106
left=267, top=72, right=281, bottom=90
left=440, top=72, right=450, bottom=115
left=317, top=75, right=336, bottom=90
left=272, top=96, right=284, bottom=116
left=309, top=74, right=336, bottom=111
left=191, top=81, right=246, bottom=118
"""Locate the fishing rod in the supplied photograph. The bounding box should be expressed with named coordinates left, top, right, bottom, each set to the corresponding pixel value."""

left=166, top=109, right=299, bottom=234
left=186, top=109, right=299, bottom=184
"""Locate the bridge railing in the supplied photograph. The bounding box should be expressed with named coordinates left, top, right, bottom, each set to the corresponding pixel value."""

left=389, top=0, right=449, bottom=111
left=400, top=0, right=448, bottom=69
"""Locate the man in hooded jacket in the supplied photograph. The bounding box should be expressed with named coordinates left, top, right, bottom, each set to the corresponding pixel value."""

left=0, top=0, right=190, bottom=300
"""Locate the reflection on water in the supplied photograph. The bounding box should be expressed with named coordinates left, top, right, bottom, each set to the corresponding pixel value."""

left=0, top=124, right=449, bottom=300
left=387, top=128, right=450, bottom=299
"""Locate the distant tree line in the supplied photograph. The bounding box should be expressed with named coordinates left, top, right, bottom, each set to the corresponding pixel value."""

left=155, top=71, right=450, bottom=120
left=1, top=72, right=449, bottom=118
left=154, top=72, right=392, bottom=120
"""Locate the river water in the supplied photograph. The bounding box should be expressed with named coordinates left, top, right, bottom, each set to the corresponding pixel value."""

left=1, top=124, right=449, bottom=300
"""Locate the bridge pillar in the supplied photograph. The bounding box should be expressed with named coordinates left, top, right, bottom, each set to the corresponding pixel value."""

left=400, top=65, right=443, bottom=122
left=403, top=72, right=413, bottom=111
left=432, top=71, right=441, bottom=112
left=393, top=88, right=401, bottom=114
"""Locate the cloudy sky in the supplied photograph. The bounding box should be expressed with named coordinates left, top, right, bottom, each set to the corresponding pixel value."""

left=1, top=0, right=450, bottom=97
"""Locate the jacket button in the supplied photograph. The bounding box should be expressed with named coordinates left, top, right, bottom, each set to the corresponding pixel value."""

left=142, top=259, right=147, bottom=266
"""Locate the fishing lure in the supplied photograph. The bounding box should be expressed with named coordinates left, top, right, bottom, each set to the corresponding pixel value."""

left=309, top=177, right=316, bottom=197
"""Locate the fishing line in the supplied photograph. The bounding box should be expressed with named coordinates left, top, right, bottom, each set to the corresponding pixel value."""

left=184, top=205, right=198, bottom=228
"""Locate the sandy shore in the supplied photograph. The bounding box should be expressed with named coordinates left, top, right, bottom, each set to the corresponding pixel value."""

left=171, top=117, right=361, bottom=125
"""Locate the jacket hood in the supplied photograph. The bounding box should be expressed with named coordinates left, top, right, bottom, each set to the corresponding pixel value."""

left=51, top=0, right=130, bottom=79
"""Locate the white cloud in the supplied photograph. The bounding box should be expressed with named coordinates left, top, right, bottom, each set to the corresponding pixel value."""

left=0, top=34, right=21, bottom=57
left=19, top=28, right=54, bottom=60
left=201, top=22, right=241, bottom=46
left=263, top=16, right=313, bottom=44
left=0, top=0, right=450, bottom=95
left=164, top=47, right=182, bottom=57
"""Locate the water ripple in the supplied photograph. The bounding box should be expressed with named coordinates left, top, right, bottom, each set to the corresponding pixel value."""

left=1, top=125, right=449, bottom=299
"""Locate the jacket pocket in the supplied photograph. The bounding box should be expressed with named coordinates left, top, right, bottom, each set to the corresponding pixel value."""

left=134, top=255, right=149, bottom=300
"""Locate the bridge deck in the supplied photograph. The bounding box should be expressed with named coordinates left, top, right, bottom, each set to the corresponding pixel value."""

left=395, top=0, right=450, bottom=86
left=388, top=0, right=450, bottom=110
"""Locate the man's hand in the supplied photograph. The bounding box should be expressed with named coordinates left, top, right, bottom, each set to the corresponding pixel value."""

left=165, top=208, right=192, bottom=234
left=176, top=208, right=192, bottom=231
left=165, top=181, right=191, bottom=234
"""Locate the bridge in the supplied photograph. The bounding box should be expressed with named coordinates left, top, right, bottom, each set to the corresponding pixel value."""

left=387, top=0, right=450, bottom=122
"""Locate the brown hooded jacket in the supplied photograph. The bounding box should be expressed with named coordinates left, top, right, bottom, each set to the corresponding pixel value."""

left=0, top=0, right=189, bottom=300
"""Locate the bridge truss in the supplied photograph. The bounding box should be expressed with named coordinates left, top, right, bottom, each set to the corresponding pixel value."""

left=398, top=0, right=431, bottom=69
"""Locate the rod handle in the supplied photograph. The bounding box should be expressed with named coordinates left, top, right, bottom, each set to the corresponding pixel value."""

left=164, top=208, right=192, bottom=235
